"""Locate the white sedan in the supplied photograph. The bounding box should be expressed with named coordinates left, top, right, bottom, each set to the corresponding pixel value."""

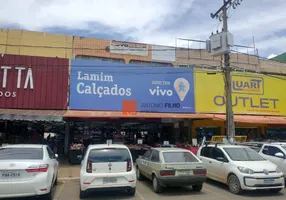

left=0, top=144, right=59, bottom=199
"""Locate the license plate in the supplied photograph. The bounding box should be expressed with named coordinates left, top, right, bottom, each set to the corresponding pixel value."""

left=1, top=171, right=21, bottom=179
left=264, top=179, right=275, bottom=184
left=103, top=177, right=117, bottom=184
left=177, top=170, right=190, bottom=176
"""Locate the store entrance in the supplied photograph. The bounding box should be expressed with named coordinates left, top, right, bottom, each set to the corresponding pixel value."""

left=69, top=119, right=174, bottom=148
left=235, top=128, right=260, bottom=141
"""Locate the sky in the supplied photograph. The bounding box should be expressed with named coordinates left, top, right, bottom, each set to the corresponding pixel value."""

left=0, top=0, right=285, bottom=59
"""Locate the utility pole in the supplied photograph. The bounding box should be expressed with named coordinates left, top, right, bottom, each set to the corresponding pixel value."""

left=222, top=1, right=235, bottom=141
left=209, top=0, right=242, bottom=141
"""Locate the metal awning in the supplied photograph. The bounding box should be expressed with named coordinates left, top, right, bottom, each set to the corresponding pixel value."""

left=0, top=109, right=66, bottom=122
left=64, top=110, right=213, bottom=119
left=211, top=114, right=286, bottom=124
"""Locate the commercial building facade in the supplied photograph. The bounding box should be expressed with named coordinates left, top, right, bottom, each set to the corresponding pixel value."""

left=0, top=28, right=286, bottom=152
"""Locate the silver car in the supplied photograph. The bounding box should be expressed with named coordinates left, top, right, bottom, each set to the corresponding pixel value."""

left=136, top=148, right=207, bottom=193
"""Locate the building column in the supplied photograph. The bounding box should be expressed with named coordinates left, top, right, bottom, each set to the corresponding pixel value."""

left=64, top=122, right=70, bottom=156
left=185, top=119, right=192, bottom=144
left=174, top=122, right=180, bottom=144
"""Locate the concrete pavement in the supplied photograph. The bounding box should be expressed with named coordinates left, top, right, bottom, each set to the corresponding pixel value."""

left=55, top=162, right=285, bottom=200
left=53, top=179, right=286, bottom=200
left=57, top=158, right=80, bottom=180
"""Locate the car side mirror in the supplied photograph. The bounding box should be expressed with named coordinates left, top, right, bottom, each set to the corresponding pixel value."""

left=275, top=152, right=284, bottom=158
left=138, top=155, right=143, bottom=159
left=54, top=154, right=58, bottom=159
left=216, top=157, right=225, bottom=162
left=77, top=155, right=83, bottom=160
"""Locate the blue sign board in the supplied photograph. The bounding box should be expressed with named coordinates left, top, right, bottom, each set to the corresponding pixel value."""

left=69, top=59, right=195, bottom=113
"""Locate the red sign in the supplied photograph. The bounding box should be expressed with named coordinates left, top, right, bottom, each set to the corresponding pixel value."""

left=0, top=54, right=69, bottom=109
left=122, top=100, right=137, bottom=115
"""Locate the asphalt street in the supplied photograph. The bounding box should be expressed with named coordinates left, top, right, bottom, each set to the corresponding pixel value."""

left=50, top=179, right=286, bottom=200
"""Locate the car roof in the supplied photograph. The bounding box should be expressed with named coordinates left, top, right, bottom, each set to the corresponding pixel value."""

left=203, top=144, right=249, bottom=148
left=88, top=144, right=129, bottom=149
left=270, top=142, right=286, bottom=145
left=1, top=144, right=45, bottom=149
left=152, top=148, right=190, bottom=152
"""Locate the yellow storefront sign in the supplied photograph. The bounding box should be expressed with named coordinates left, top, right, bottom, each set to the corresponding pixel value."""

left=195, top=69, right=286, bottom=115
left=210, top=136, right=247, bottom=143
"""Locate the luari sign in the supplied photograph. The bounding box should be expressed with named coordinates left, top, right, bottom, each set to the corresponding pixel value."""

left=195, top=69, right=286, bottom=115
left=69, top=59, right=195, bottom=113
left=0, top=66, right=34, bottom=98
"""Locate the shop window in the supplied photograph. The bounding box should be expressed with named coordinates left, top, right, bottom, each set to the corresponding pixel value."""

left=75, top=55, right=125, bottom=63
left=129, top=60, right=173, bottom=67
left=201, top=147, right=212, bottom=158
left=150, top=150, right=160, bottom=162
left=143, top=150, right=152, bottom=160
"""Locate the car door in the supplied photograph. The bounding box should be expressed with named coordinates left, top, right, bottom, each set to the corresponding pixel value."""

left=198, top=147, right=213, bottom=177
left=147, top=150, right=161, bottom=177
left=46, top=146, right=59, bottom=180
left=261, top=145, right=286, bottom=174
left=211, top=147, right=229, bottom=183
left=140, top=150, right=153, bottom=178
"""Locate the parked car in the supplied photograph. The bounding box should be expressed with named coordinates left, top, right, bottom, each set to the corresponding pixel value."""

left=239, top=142, right=286, bottom=179
left=79, top=144, right=136, bottom=198
left=257, top=142, right=286, bottom=179
left=0, top=144, right=59, bottom=200
left=136, top=148, right=207, bottom=193
left=197, top=144, right=285, bottom=194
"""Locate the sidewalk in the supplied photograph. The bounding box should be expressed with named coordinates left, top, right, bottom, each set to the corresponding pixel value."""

left=57, top=157, right=80, bottom=180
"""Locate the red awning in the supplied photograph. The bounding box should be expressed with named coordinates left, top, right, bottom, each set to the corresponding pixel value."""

left=64, top=110, right=213, bottom=119
left=211, top=114, right=286, bottom=124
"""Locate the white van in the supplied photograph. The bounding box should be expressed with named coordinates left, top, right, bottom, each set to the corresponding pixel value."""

left=79, top=144, right=136, bottom=198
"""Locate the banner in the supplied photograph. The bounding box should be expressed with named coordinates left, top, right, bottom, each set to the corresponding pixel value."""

left=69, top=59, right=195, bottom=113
left=110, top=41, right=148, bottom=56
left=195, top=69, right=286, bottom=115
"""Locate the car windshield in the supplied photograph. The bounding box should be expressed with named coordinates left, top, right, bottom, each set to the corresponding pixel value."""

left=223, top=147, right=265, bottom=161
left=163, top=152, right=199, bottom=163
left=88, top=148, right=131, bottom=163
left=0, top=148, right=43, bottom=160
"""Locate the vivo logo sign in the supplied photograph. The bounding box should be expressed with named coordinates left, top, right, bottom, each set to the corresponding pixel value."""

left=149, top=87, right=173, bottom=96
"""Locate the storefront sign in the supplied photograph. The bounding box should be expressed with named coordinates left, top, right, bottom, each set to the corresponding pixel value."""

left=69, top=59, right=195, bottom=113
left=0, top=54, right=69, bottom=109
left=110, top=40, right=148, bottom=56
left=195, top=69, right=286, bottom=115
left=0, top=66, right=34, bottom=98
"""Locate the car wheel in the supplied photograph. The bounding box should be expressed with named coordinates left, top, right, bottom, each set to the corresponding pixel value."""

left=136, top=167, right=144, bottom=181
left=269, top=188, right=282, bottom=193
left=228, top=174, right=243, bottom=194
left=192, top=184, right=203, bottom=192
left=152, top=175, right=163, bottom=193
left=127, top=188, right=136, bottom=196
left=79, top=189, right=87, bottom=199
